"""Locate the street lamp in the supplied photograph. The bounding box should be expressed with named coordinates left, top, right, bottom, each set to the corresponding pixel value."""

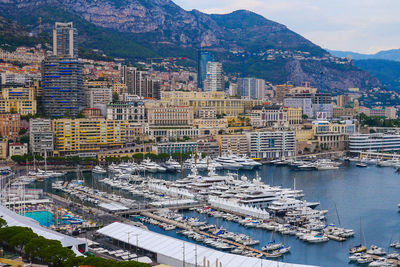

left=125, top=231, right=133, bottom=251
left=133, top=233, right=139, bottom=260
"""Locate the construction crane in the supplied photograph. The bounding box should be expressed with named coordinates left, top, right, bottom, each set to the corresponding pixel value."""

left=148, top=57, right=188, bottom=90
left=38, top=17, right=42, bottom=34
left=319, top=71, right=325, bottom=118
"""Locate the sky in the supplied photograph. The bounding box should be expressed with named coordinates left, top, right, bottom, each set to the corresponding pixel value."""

left=174, top=0, right=400, bottom=54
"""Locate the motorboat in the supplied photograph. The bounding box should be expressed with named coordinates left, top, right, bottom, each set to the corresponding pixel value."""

left=356, top=163, right=368, bottom=168
left=390, top=241, right=400, bottom=249
left=92, top=165, right=107, bottom=174
left=141, top=159, right=166, bottom=173
left=305, top=233, right=329, bottom=243
left=349, top=245, right=367, bottom=254
left=366, top=245, right=386, bottom=256
left=297, top=164, right=316, bottom=171
left=316, top=164, right=339, bottom=171
left=368, top=259, right=391, bottom=267
left=349, top=253, right=363, bottom=262
left=356, top=255, right=373, bottom=264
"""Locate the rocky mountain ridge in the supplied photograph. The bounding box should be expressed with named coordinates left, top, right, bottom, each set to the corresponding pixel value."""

left=0, top=0, right=380, bottom=91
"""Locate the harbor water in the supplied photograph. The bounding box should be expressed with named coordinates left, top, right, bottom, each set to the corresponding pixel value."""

left=37, top=162, right=400, bottom=266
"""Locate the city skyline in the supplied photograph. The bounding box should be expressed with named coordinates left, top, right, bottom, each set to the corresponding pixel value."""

left=175, top=0, right=400, bottom=54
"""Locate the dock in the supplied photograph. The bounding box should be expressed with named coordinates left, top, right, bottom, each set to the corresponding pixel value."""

left=116, top=203, right=206, bottom=216
left=140, top=211, right=278, bottom=258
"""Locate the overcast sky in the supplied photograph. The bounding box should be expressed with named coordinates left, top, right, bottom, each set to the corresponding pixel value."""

left=174, top=0, right=400, bottom=54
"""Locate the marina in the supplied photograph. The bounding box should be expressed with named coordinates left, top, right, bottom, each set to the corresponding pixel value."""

left=3, top=156, right=400, bottom=266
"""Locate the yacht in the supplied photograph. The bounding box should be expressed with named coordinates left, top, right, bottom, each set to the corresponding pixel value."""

left=229, top=154, right=260, bottom=170
left=268, top=198, right=320, bottom=214
left=316, top=163, right=339, bottom=171
left=141, top=159, right=165, bottom=173
left=215, top=155, right=242, bottom=170
left=164, top=156, right=182, bottom=171
left=29, top=169, right=63, bottom=179
left=92, top=165, right=107, bottom=174
left=305, top=233, right=329, bottom=243
left=366, top=245, right=386, bottom=256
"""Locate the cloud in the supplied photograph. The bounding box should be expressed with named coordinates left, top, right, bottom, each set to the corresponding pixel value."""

left=174, top=0, right=400, bottom=54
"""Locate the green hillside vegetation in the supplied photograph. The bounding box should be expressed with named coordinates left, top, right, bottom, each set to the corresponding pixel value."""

left=354, top=59, right=400, bottom=91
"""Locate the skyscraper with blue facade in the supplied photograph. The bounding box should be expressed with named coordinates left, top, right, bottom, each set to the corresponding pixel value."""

left=41, top=22, right=83, bottom=117
left=197, top=50, right=213, bottom=91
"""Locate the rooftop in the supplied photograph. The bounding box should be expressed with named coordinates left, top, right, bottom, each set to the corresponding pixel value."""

left=97, top=222, right=316, bottom=267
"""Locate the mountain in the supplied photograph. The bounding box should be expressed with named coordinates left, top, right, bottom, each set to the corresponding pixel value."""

left=329, top=49, right=400, bottom=62
left=354, top=59, right=400, bottom=91
left=0, top=15, right=40, bottom=51
left=0, top=0, right=380, bottom=92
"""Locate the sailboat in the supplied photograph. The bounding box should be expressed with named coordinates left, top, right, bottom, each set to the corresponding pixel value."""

left=349, top=218, right=367, bottom=254
left=276, top=234, right=291, bottom=254
left=262, top=231, right=282, bottom=251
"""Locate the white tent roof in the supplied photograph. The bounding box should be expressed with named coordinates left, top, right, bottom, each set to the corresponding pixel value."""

left=0, top=205, right=86, bottom=252
left=99, top=202, right=129, bottom=211
left=97, top=222, right=317, bottom=267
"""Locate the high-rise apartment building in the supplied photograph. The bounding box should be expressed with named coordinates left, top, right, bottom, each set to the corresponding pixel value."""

left=41, top=56, right=84, bottom=117
left=53, top=22, right=77, bottom=58
left=197, top=50, right=213, bottom=91
left=121, top=66, right=160, bottom=99
left=42, top=22, right=83, bottom=117
left=206, top=62, right=223, bottom=92
left=86, top=87, right=113, bottom=107
left=29, top=119, right=54, bottom=156
left=238, top=78, right=265, bottom=99
left=0, top=113, right=20, bottom=140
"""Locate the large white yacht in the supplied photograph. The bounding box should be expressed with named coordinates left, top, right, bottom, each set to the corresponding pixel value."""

left=268, top=198, right=320, bottom=214
left=141, top=159, right=166, bottom=173
left=92, top=165, right=107, bottom=174
left=165, top=156, right=182, bottom=171
left=215, top=155, right=242, bottom=170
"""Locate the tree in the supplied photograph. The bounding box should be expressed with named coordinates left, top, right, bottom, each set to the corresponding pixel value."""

left=19, top=128, right=27, bottom=135
left=0, top=218, right=7, bottom=228
left=113, top=92, right=119, bottom=102
left=19, top=135, right=29, bottom=144
left=302, top=114, right=309, bottom=120
left=9, top=228, right=37, bottom=255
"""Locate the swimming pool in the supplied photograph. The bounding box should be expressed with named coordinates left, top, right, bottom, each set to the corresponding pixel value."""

left=24, top=211, right=83, bottom=227
left=24, top=211, right=53, bottom=227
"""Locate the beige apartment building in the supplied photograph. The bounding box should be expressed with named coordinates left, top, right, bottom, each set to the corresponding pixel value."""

left=284, top=107, right=303, bottom=125
left=215, top=134, right=249, bottom=155
left=147, top=105, right=194, bottom=126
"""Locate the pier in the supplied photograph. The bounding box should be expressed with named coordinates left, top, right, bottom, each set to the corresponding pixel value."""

left=140, top=211, right=277, bottom=258
left=116, top=203, right=206, bottom=216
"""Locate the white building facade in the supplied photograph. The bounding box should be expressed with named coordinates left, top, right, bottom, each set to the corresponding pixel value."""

left=349, top=134, right=400, bottom=153
left=246, top=131, right=295, bottom=159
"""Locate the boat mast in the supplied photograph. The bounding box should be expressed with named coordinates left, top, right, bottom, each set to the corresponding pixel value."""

left=180, top=149, right=184, bottom=180
left=334, top=203, right=342, bottom=227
